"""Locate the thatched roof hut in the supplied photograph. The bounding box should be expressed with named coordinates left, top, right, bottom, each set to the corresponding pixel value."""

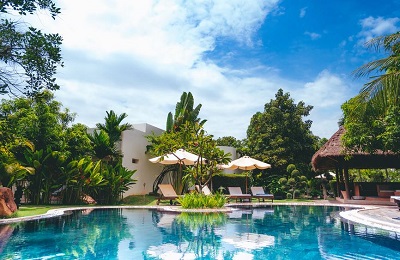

left=312, top=126, right=400, bottom=171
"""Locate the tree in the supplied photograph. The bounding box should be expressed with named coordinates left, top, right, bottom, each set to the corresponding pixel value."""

left=147, top=92, right=230, bottom=194
left=352, top=32, right=400, bottom=102
left=343, top=32, right=400, bottom=152
left=342, top=79, right=400, bottom=153
left=0, top=0, right=63, bottom=96
left=279, top=164, right=307, bottom=199
left=246, top=89, right=317, bottom=187
left=96, top=110, right=132, bottom=146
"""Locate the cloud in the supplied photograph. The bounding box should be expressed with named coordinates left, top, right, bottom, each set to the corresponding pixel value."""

left=292, top=70, right=355, bottom=138
left=299, top=7, right=307, bottom=18
left=304, top=31, right=321, bottom=40
left=23, top=0, right=347, bottom=140
left=357, top=16, right=400, bottom=44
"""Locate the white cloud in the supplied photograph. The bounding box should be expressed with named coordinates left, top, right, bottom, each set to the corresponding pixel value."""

left=304, top=31, right=321, bottom=40
left=300, top=7, right=307, bottom=18
left=292, top=70, right=355, bottom=138
left=357, top=16, right=400, bottom=44
left=22, top=0, right=347, bottom=140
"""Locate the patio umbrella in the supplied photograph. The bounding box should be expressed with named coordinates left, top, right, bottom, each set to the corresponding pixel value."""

left=149, top=149, right=205, bottom=194
left=222, top=156, right=271, bottom=171
left=221, top=156, right=271, bottom=193
left=149, top=149, right=205, bottom=165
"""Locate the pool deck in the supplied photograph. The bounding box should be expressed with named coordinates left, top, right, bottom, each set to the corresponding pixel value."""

left=1, top=200, right=399, bottom=233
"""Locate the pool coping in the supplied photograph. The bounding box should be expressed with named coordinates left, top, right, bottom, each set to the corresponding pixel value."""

left=1, top=202, right=399, bottom=234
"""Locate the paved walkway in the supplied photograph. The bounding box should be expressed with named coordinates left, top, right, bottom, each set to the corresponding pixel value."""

left=1, top=201, right=400, bottom=233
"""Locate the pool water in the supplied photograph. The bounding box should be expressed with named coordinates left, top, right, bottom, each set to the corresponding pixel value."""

left=1, top=206, right=400, bottom=259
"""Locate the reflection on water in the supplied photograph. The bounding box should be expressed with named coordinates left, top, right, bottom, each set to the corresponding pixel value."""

left=0, top=206, right=399, bottom=259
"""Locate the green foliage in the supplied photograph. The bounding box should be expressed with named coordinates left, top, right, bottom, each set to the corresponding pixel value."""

left=147, top=92, right=230, bottom=194
left=279, top=164, right=308, bottom=199
left=0, top=2, right=63, bottom=96
left=344, top=31, right=400, bottom=153
left=176, top=192, right=226, bottom=209
left=246, top=89, right=317, bottom=183
left=342, top=90, right=400, bottom=153
left=176, top=212, right=227, bottom=229
left=96, top=110, right=132, bottom=145
left=97, top=162, right=136, bottom=205
left=215, top=136, right=243, bottom=149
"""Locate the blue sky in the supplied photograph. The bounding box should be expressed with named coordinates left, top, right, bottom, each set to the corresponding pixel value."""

left=24, top=0, right=400, bottom=139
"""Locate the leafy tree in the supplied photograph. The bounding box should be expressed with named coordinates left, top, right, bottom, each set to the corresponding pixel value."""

left=342, top=79, right=400, bottom=153
left=246, top=89, right=317, bottom=187
left=343, top=32, right=400, bottom=153
left=0, top=1, right=63, bottom=96
left=279, top=164, right=307, bottom=199
left=148, top=92, right=230, bottom=194
left=215, top=136, right=244, bottom=149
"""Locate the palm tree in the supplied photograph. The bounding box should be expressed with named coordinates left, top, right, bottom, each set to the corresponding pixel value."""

left=96, top=110, right=132, bottom=147
left=352, top=31, right=400, bottom=103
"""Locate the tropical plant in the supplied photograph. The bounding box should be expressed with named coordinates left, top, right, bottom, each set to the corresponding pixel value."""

left=165, top=92, right=206, bottom=132
left=96, top=110, right=132, bottom=146
left=96, top=161, right=136, bottom=204
left=352, top=31, right=400, bottom=102
left=176, top=191, right=226, bottom=209
left=64, top=157, right=106, bottom=204
left=17, top=146, right=66, bottom=204
left=343, top=32, right=400, bottom=153
left=147, top=92, right=230, bottom=194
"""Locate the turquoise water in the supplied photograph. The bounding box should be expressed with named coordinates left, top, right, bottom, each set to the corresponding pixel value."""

left=1, top=206, right=400, bottom=259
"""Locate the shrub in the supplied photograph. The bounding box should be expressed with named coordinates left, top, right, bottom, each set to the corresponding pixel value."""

left=177, top=192, right=226, bottom=209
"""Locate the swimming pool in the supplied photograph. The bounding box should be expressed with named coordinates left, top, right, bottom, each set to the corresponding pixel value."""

left=1, top=206, right=399, bottom=259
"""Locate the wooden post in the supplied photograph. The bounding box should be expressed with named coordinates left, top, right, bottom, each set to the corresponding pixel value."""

left=343, top=167, right=351, bottom=200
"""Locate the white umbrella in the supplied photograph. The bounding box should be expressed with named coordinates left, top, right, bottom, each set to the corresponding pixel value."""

left=221, top=156, right=271, bottom=193
left=315, top=172, right=336, bottom=179
left=222, top=156, right=271, bottom=170
left=149, top=149, right=205, bottom=165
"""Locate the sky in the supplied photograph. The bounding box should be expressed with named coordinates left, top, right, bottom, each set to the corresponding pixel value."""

left=19, top=0, right=400, bottom=140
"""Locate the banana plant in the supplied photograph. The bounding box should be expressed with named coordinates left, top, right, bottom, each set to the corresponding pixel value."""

left=65, top=157, right=107, bottom=204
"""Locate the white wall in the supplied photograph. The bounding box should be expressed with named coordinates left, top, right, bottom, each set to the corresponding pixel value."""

left=217, top=146, right=239, bottom=174
left=121, top=123, right=164, bottom=196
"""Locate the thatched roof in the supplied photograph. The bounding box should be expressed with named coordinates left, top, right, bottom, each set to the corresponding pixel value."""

left=312, top=126, right=400, bottom=171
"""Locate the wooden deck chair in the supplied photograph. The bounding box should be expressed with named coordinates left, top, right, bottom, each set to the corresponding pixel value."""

left=195, top=185, right=212, bottom=195
left=228, top=187, right=252, bottom=202
left=157, top=184, right=181, bottom=205
left=250, top=187, right=274, bottom=202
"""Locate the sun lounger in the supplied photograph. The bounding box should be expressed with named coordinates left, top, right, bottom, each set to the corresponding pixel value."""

left=228, top=187, right=251, bottom=202
left=250, top=187, right=274, bottom=202
left=157, top=184, right=181, bottom=205
left=391, top=196, right=400, bottom=210
left=195, top=185, right=212, bottom=195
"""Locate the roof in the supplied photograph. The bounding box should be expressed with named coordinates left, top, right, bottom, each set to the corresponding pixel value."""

left=311, top=126, right=400, bottom=171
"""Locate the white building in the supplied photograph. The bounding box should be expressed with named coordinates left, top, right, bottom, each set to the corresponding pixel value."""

left=120, top=124, right=238, bottom=196
left=120, top=123, right=164, bottom=196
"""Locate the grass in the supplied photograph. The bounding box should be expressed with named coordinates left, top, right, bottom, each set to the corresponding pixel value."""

left=13, top=206, right=55, bottom=218
left=121, top=195, right=158, bottom=205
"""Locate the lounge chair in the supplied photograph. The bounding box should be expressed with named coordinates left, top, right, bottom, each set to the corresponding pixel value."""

left=250, top=187, right=274, bottom=202
left=228, top=187, right=252, bottom=202
left=157, top=184, right=181, bottom=205
left=195, top=185, right=212, bottom=195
